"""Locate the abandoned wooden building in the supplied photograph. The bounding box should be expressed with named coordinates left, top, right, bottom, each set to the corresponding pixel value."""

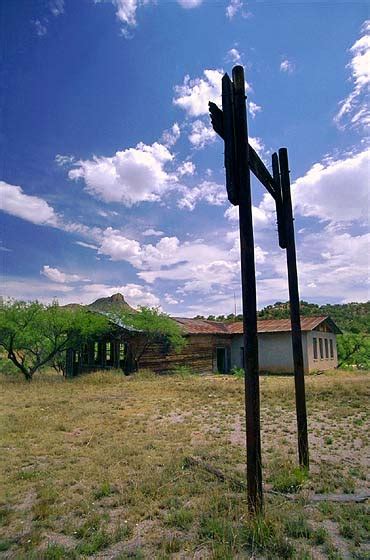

left=65, top=314, right=341, bottom=377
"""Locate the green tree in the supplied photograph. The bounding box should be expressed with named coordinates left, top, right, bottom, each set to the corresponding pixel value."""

left=337, top=333, right=370, bottom=369
left=112, top=306, right=186, bottom=371
left=0, top=300, right=109, bottom=381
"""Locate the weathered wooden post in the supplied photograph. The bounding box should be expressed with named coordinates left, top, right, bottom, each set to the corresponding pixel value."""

left=210, top=65, right=263, bottom=513
left=233, top=66, right=263, bottom=513
left=278, top=148, right=309, bottom=468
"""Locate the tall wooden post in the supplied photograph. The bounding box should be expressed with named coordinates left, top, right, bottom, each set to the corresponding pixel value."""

left=279, top=148, right=309, bottom=469
left=233, top=66, right=263, bottom=512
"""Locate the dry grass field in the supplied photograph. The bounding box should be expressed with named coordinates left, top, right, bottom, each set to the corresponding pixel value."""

left=0, top=369, right=369, bottom=559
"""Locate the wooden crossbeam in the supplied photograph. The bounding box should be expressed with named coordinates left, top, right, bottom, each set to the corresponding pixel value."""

left=209, top=101, right=278, bottom=201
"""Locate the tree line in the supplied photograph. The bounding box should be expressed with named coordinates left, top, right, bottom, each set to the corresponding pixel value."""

left=0, top=300, right=184, bottom=381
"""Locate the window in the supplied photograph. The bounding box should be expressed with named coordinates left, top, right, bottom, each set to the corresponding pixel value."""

left=319, top=338, right=324, bottom=359
left=119, top=343, right=125, bottom=361
left=324, top=338, right=329, bottom=359
left=106, top=342, right=111, bottom=363
left=330, top=339, right=334, bottom=359
left=313, top=338, right=318, bottom=359
left=94, top=342, right=100, bottom=363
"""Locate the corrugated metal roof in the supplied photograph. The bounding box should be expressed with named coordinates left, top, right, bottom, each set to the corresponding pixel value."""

left=173, top=317, right=230, bottom=334
left=174, top=316, right=341, bottom=335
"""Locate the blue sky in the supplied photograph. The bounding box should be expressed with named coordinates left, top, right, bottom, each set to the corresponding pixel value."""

left=1, top=0, right=369, bottom=316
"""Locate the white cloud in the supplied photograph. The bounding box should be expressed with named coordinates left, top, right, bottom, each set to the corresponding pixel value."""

left=98, top=0, right=202, bottom=36
left=177, top=161, right=196, bottom=176
left=226, top=0, right=250, bottom=20
left=177, top=0, right=203, bottom=7
left=164, top=293, right=179, bottom=305
left=224, top=204, right=272, bottom=230
left=249, top=101, right=262, bottom=118
left=173, top=69, right=224, bottom=117
left=227, top=47, right=242, bottom=63
left=188, top=119, right=216, bottom=148
left=69, top=141, right=175, bottom=205
left=55, top=154, right=75, bottom=166
left=142, top=228, right=164, bottom=237
left=0, top=181, right=59, bottom=226
left=75, top=241, right=99, bottom=250
left=293, top=148, right=370, bottom=224
left=77, top=282, right=160, bottom=307
left=178, top=181, right=227, bottom=211
left=161, top=122, right=181, bottom=147
left=98, top=228, right=143, bottom=264
left=41, top=265, right=88, bottom=284
left=31, top=19, right=48, bottom=37
left=335, top=20, right=370, bottom=130
left=280, top=58, right=295, bottom=73
left=49, top=0, right=65, bottom=16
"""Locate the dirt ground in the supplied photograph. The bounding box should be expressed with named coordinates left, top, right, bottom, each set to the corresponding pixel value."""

left=0, top=369, right=369, bottom=559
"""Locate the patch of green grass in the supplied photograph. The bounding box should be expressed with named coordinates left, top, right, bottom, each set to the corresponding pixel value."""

left=311, top=526, right=329, bottom=545
left=284, top=516, right=311, bottom=538
left=41, top=543, right=77, bottom=559
left=164, top=508, right=194, bottom=530
left=0, top=539, right=13, bottom=552
left=75, top=529, right=111, bottom=555
left=93, top=481, right=115, bottom=499
left=268, top=457, right=308, bottom=493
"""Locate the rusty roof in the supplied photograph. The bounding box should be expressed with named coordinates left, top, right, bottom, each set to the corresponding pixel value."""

left=173, top=317, right=230, bottom=335
left=174, top=316, right=341, bottom=335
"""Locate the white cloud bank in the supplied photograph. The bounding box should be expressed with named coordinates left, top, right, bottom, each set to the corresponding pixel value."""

left=335, top=20, right=370, bottom=130
left=280, top=59, right=295, bottom=73
left=0, top=181, right=59, bottom=226
left=98, top=0, right=202, bottom=37
left=293, top=148, right=370, bottom=225
left=41, top=265, right=88, bottom=284
left=69, top=141, right=175, bottom=205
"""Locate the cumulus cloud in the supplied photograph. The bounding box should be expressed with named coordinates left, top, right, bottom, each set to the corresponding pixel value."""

left=69, top=141, right=175, bottom=205
left=226, top=0, right=250, bottom=20
left=188, top=119, right=216, bottom=148
left=177, top=161, right=196, bottom=176
left=31, top=19, right=48, bottom=37
left=49, top=0, right=65, bottom=16
left=280, top=58, right=295, bottom=73
left=178, top=181, right=227, bottom=211
left=55, top=154, right=75, bottom=166
left=161, top=122, right=181, bottom=147
left=226, top=47, right=242, bottom=63
left=335, top=20, right=370, bottom=130
left=249, top=101, right=262, bottom=118
left=224, top=204, right=272, bottom=230
left=173, top=69, right=224, bottom=117
left=0, top=181, right=59, bottom=226
left=177, top=0, right=203, bottom=7
left=41, top=265, right=88, bottom=284
left=292, top=148, right=370, bottom=224
left=142, top=228, right=164, bottom=237
left=98, top=0, right=202, bottom=37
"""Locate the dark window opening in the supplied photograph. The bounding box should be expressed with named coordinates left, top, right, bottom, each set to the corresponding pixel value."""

left=330, top=339, right=334, bottom=359
left=324, top=338, right=329, bottom=359
left=319, top=338, right=323, bottom=359
left=313, top=338, right=318, bottom=359
left=240, top=347, right=245, bottom=368
left=82, top=344, right=88, bottom=364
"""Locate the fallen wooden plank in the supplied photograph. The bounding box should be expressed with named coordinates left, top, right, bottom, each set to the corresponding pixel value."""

left=184, top=456, right=370, bottom=504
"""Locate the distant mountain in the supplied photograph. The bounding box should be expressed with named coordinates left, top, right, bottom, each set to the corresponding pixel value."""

left=88, top=293, right=136, bottom=314
left=62, top=293, right=136, bottom=314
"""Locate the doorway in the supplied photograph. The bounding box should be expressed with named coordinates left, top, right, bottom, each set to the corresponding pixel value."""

left=216, top=347, right=228, bottom=374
